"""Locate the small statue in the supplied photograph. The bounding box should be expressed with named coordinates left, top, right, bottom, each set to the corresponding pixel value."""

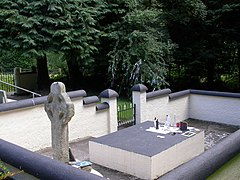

left=164, top=115, right=171, bottom=128
left=153, top=117, right=157, bottom=127
left=156, top=119, right=159, bottom=130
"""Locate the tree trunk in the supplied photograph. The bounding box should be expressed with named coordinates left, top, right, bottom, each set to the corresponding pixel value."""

left=207, top=60, right=214, bottom=90
left=37, top=54, right=50, bottom=90
left=238, top=47, right=240, bottom=91
left=66, top=52, right=81, bottom=90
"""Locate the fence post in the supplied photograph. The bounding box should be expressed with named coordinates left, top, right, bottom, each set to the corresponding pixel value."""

left=99, top=89, right=119, bottom=133
left=14, top=67, right=21, bottom=94
left=131, top=84, right=148, bottom=124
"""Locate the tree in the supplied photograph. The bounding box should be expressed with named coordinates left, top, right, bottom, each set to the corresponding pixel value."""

left=0, top=49, right=34, bottom=71
left=0, top=0, right=104, bottom=89
left=159, top=0, right=208, bottom=90
left=208, top=1, right=240, bottom=90
left=96, top=0, right=176, bottom=94
left=0, top=0, right=51, bottom=89
left=160, top=0, right=240, bottom=91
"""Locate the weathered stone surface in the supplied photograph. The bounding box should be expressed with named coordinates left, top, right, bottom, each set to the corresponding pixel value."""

left=44, top=82, right=74, bottom=163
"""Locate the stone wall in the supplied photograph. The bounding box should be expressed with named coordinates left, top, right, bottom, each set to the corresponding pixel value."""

left=132, top=84, right=240, bottom=126
left=0, top=139, right=104, bottom=180
left=1, top=84, right=239, bottom=151
left=132, top=85, right=190, bottom=124
left=189, top=90, right=240, bottom=126
left=161, top=128, right=240, bottom=180
left=0, top=89, right=118, bottom=151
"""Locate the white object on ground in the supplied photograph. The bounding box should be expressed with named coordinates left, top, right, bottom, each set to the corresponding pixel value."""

left=146, top=126, right=182, bottom=134
left=90, top=169, right=104, bottom=177
left=157, top=135, right=165, bottom=138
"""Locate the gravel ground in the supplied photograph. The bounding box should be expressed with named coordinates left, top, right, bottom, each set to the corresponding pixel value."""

left=186, top=119, right=239, bottom=150
left=36, top=119, right=239, bottom=180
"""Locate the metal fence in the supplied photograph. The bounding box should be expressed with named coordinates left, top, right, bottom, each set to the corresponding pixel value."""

left=117, top=103, right=136, bottom=128
left=0, top=71, right=14, bottom=92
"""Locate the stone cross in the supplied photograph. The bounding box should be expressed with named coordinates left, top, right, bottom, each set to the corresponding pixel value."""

left=44, top=82, right=74, bottom=163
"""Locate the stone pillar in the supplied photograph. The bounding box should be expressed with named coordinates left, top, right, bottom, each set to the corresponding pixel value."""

left=131, top=84, right=148, bottom=124
left=44, top=82, right=75, bottom=163
left=14, top=67, right=21, bottom=94
left=99, top=89, right=119, bottom=133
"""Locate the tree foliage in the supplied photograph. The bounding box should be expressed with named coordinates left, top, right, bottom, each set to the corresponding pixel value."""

left=161, top=0, right=240, bottom=91
left=0, top=0, right=101, bottom=56
left=0, top=49, right=34, bottom=71
left=0, top=0, right=105, bottom=88
left=0, top=0, right=239, bottom=92
left=96, top=0, right=176, bottom=93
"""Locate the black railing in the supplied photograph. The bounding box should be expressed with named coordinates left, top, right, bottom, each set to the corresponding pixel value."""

left=117, top=103, right=136, bottom=128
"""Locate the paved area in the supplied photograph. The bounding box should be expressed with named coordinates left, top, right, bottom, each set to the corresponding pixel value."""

left=36, top=137, right=140, bottom=180
left=36, top=119, right=239, bottom=180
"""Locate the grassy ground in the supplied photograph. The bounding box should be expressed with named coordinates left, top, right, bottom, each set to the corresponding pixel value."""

left=117, top=98, right=133, bottom=121
left=117, top=98, right=131, bottom=106
left=207, top=152, right=240, bottom=180
left=0, top=73, right=14, bottom=92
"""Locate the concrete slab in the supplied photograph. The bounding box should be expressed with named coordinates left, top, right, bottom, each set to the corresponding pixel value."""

left=91, top=121, right=195, bottom=157
left=89, top=121, right=204, bottom=179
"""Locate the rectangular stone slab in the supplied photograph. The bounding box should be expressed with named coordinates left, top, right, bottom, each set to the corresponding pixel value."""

left=89, top=121, right=204, bottom=179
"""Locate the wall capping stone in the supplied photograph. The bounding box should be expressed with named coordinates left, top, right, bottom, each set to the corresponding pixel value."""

left=96, top=102, right=109, bottom=111
left=190, top=89, right=240, bottom=98
left=146, top=89, right=171, bottom=100
left=67, top=90, right=87, bottom=99
left=83, top=96, right=99, bottom=105
left=0, top=139, right=104, bottom=180
left=160, top=129, right=240, bottom=180
left=168, top=89, right=240, bottom=101
left=0, top=90, right=86, bottom=112
left=131, top=84, right=148, bottom=92
left=99, top=89, right=119, bottom=98
left=169, top=90, right=190, bottom=100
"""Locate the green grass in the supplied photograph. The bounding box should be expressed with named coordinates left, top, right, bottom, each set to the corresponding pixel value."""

left=207, top=152, right=240, bottom=180
left=0, top=73, right=14, bottom=92
left=117, top=98, right=131, bottom=106
left=117, top=98, right=133, bottom=121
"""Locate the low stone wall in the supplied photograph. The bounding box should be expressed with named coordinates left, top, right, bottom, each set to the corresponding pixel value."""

left=0, top=89, right=118, bottom=151
left=189, top=90, right=240, bottom=126
left=0, top=139, right=105, bottom=180
left=132, top=84, right=240, bottom=126
left=1, top=83, right=239, bottom=151
left=160, top=128, right=240, bottom=180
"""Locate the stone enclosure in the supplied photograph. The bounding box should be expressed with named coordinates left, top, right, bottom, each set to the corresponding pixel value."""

left=0, top=83, right=240, bottom=179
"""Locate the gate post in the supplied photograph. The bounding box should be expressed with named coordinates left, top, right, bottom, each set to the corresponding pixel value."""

left=99, top=89, right=119, bottom=133
left=131, top=84, right=148, bottom=124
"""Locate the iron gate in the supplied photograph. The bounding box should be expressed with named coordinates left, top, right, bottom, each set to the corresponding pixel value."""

left=117, top=103, right=136, bottom=129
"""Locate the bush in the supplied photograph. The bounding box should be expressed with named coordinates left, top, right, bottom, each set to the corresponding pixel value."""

left=0, top=50, right=34, bottom=71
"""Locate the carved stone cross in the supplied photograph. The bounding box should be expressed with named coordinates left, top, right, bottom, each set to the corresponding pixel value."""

left=44, top=82, right=74, bottom=163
